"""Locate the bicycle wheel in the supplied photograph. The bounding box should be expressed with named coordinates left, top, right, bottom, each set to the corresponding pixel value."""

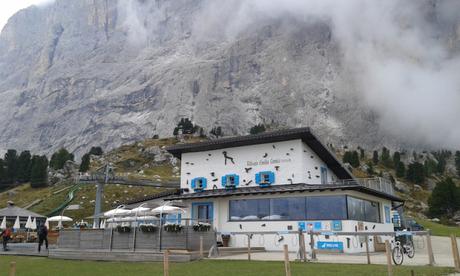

left=406, top=241, right=415, bottom=258
left=392, top=246, right=404, bottom=265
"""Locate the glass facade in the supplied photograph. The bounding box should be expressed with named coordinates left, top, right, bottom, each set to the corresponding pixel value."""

left=228, top=195, right=381, bottom=223
left=347, top=196, right=380, bottom=223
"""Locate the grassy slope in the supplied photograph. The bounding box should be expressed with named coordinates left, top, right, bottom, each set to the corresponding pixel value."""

left=418, top=218, right=460, bottom=237
left=0, top=136, right=205, bottom=221
left=0, top=257, right=453, bottom=276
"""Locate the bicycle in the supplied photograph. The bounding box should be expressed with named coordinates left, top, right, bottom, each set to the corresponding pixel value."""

left=392, top=237, right=415, bottom=265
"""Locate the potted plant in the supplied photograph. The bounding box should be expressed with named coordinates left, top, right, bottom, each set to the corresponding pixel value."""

left=221, top=234, right=231, bottom=247
left=192, top=222, right=211, bottom=232
left=139, top=224, right=157, bottom=233
left=116, top=225, right=131, bottom=233
left=164, top=223, right=183, bottom=233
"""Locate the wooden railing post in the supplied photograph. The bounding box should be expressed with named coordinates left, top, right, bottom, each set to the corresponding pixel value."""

left=163, top=249, right=169, bottom=276
left=247, top=234, right=251, bottom=261
left=426, top=230, right=435, bottom=266
left=200, top=236, right=204, bottom=259
left=365, top=234, right=371, bottom=264
left=9, top=261, right=16, bottom=276
left=385, top=240, right=393, bottom=276
left=284, top=244, right=291, bottom=276
left=451, top=234, right=460, bottom=272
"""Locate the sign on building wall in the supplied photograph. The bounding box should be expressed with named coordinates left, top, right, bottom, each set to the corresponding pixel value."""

left=317, top=241, right=344, bottom=251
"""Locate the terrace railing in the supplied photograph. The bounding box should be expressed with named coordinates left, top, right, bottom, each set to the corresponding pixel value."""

left=332, top=177, right=395, bottom=196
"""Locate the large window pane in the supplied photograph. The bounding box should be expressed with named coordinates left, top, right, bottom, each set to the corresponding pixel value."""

left=347, top=196, right=380, bottom=223
left=306, top=196, right=347, bottom=220
left=269, top=197, right=306, bottom=220
left=364, top=200, right=380, bottom=223
left=229, top=199, right=269, bottom=221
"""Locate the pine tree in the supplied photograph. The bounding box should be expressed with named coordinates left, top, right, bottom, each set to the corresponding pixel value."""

left=366, top=162, right=375, bottom=176
left=351, top=151, right=360, bottom=168
left=393, top=151, right=401, bottom=167
left=428, top=178, right=460, bottom=218
left=4, top=149, right=18, bottom=183
left=17, top=150, right=32, bottom=183
left=359, top=148, right=365, bottom=160
left=79, top=154, right=91, bottom=173
left=395, top=161, right=405, bottom=178
left=406, top=162, right=425, bottom=184
left=30, top=155, right=48, bottom=188
left=455, top=151, right=460, bottom=178
left=0, top=159, right=5, bottom=185
left=373, top=151, right=379, bottom=165
left=50, top=148, right=74, bottom=170
left=381, top=147, right=392, bottom=167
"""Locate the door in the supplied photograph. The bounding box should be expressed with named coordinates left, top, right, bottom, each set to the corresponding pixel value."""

left=192, top=202, right=213, bottom=223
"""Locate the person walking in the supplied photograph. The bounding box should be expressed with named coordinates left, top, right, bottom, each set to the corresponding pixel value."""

left=1, top=227, right=12, bottom=251
left=37, top=224, right=48, bottom=252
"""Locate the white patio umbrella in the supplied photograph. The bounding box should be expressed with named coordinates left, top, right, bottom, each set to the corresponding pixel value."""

left=30, top=217, right=37, bottom=230
left=128, top=206, right=151, bottom=215
left=104, top=208, right=130, bottom=217
left=25, top=216, right=32, bottom=229
left=46, top=216, right=73, bottom=222
left=151, top=205, right=186, bottom=215
left=0, top=216, right=6, bottom=229
left=13, top=216, right=20, bottom=230
left=45, top=219, right=50, bottom=229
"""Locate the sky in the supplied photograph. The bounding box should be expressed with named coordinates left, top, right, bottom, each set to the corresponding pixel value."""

left=0, top=0, right=52, bottom=31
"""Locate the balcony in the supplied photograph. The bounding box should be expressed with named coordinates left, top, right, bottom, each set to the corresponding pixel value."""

left=333, top=177, right=395, bottom=196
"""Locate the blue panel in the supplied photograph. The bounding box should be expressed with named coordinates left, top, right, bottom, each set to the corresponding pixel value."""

left=191, top=178, right=196, bottom=189
left=317, top=241, right=343, bottom=251
left=234, top=174, right=239, bottom=186
left=313, top=221, right=322, bottom=230
left=332, top=220, right=342, bottom=231
left=255, top=173, right=261, bottom=184
left=298, top=221, right=306, bottom=231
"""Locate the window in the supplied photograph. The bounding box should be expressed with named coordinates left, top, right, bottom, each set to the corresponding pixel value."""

left=347, top=196, right=380, bottom=223
left=222, top=174, right=239, bottom=188
left=229, top=199, right=269, bottom=220
left=228, top=195, right=381, bottom=222
left=191, top=177, right=207, bottom=191
left=306, top=196, right=347, bottom=220
left=255, top=171, right=275, bottom=187
left=270, top=197, right=305, bottom=220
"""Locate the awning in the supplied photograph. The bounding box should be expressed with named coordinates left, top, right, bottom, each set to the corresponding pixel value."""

left=165, top=183, right=403, bottom=202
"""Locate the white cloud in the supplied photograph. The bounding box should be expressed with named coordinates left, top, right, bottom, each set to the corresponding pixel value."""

left=0, top=0, right=54, bottom=31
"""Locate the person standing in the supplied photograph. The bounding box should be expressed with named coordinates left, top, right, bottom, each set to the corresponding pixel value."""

left=1, top=227, right=12, bottom=251
left=37, top=224, right=48, bottom=252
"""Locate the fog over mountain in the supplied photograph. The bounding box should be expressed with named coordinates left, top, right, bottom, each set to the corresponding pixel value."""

left=0, top=0, right=459, bottom=157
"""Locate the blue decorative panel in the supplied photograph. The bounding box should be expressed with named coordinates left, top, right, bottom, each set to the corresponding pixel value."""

left=298, top=221, right=306, bottom=231
left=332, top=220, right=342, bottom=231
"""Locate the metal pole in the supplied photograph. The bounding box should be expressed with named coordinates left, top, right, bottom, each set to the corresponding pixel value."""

left=309, top=231, right=317, bottom=261
left=426, top=230, right=435, bottom=266
left=365, top=234, right=371, bottom=264
left=247, top=234, right=251, bottom=261
left=94, top=164, right=109, bottom=228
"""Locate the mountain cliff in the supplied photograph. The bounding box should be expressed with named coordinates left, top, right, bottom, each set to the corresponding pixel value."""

left=0, top=0, right=459, bottom=157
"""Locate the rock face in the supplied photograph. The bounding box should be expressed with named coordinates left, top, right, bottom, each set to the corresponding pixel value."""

left=0, top=0, right=458, bottom=157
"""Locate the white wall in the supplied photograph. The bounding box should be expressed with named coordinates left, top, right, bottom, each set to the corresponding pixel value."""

left=180, top=139, right=338, bottom=192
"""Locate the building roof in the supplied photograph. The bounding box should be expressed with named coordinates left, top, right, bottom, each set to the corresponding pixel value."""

left=165, top=183, right=403, bottom=202
left=0, top=205, right=46, bottom=218
left=167, top=127, right=354, bottom=180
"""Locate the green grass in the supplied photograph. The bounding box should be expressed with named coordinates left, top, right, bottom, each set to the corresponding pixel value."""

left=0, top=256, right=453, bottom=276
left=418, top=218, right=460, bottom=237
